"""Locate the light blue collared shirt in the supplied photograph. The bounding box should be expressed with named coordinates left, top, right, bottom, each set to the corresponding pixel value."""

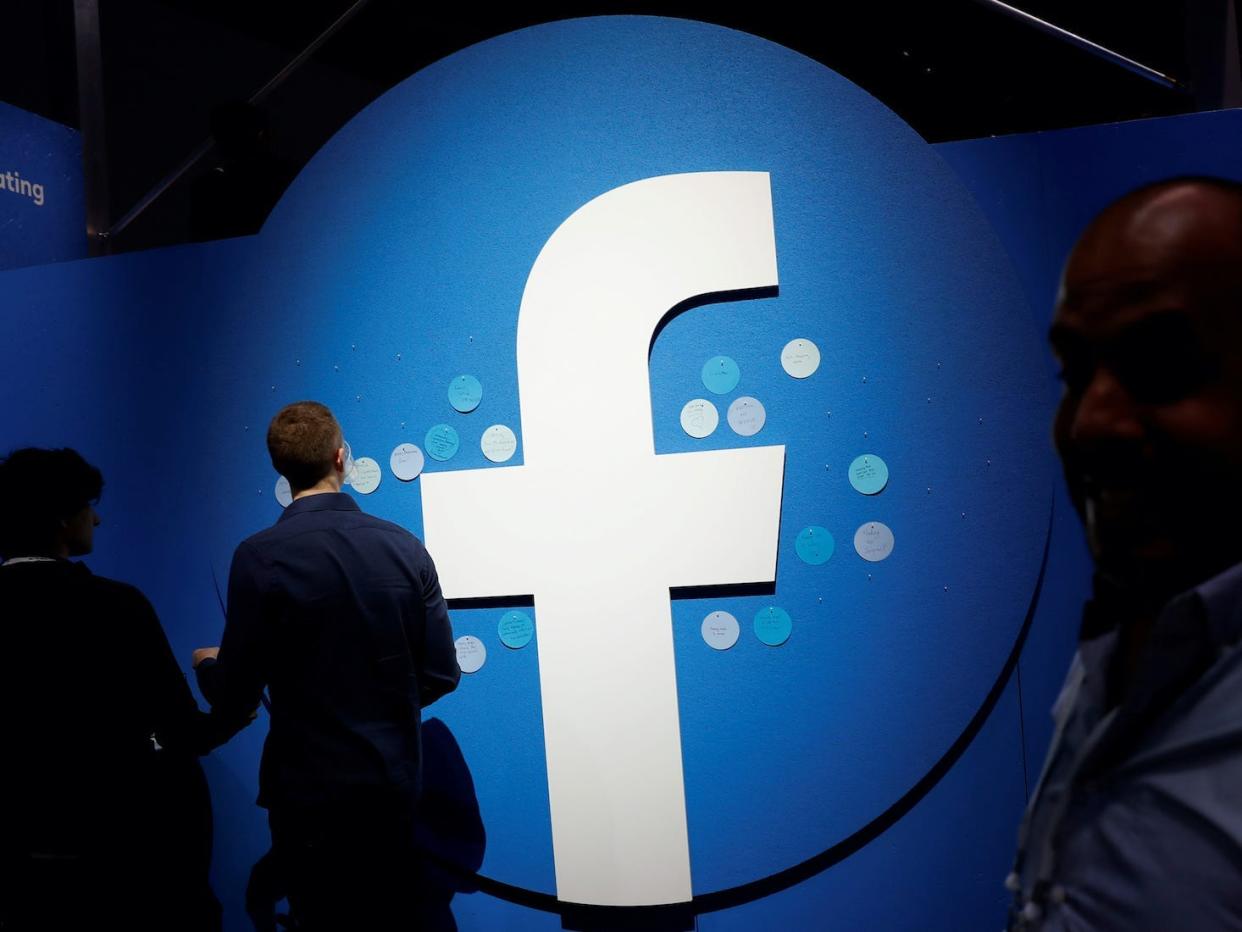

left=1009, top=562, right=1242, bottom=930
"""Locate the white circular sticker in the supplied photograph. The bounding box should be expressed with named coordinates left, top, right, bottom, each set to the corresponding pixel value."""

left=481, top=424, right=518, bottom=463
left=390, top=443, right=424, bottom=482
left=455, top=635, right=487, bottom=674
left=349, top=457, right=382, bottom=495
left=727, top=396, right=767, bottom=437
left=701, top=611, right=740, bottom=650
left=781, top=338, right=821, bottom=378
left=680, top=399, right=719, bottom=439
left=275, top=476, right=293, bottom=508
left=854, top=522, right=895, bottom=562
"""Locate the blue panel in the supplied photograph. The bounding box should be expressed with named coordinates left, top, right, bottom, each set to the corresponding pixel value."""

left=0, top=101, right=86, bottom=270
left=14, top=16, right=1204, bottom=932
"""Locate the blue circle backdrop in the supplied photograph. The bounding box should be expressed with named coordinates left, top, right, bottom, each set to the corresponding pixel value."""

left=205, top=15, right=1051, bottom=904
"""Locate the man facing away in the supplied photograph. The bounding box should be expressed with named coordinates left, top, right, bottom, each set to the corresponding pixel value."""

left=1008, top=177, right=1242, bottom=930
left=194, top=401, right=461, bottom=930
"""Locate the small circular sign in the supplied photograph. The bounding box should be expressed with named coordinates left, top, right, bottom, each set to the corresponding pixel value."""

left=455, top=635, right=487, bottom=674
left=448, top=375, right=483, bottom=413
left=425, top=424, right=460, bottom=462
left=848, top=454, right=889, bottom=495
left=795, top=526, right=834, bottom=565
left=498, top=611, right=534, bottom=649
left=275, top=476, right=293, bottom=508
left=753, top=606, right=793, bottom=647
left=680, top=399, right=719, bottom=439
left=390, top=443, right=425, bottom=482
left=701, top=611, right=740, bottom=651
left=481, top=424, right=518, bottom=463
left=854, top=522, right=896, bottom=562
left=702, top=355, right=741, bottom=395
left=728, top=396, right=767, bottom=437
left=349, top=457, right=382, bottom=494
left=781, top=338, right=821, bottom=379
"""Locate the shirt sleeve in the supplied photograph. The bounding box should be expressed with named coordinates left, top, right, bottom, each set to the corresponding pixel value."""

left=416, top=547, right=461, bottom=708
left=197, top=540, right=273, bottom=718
left=133, top=588, right=250, bottom=754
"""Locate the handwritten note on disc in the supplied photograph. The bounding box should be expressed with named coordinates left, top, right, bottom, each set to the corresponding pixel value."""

left=349, top=457, right=382, bottom=494
left=390, top=443, right=424, bottom=482
left=481, top=424, right=518, bottom=463
left=498, top=611, right=534, bottom=649
left=854, top=522, right=895, bottom=562
left=448, top=375, right=483, bottom=413
left=849, top=454, right=889, bottom=495
left=455, top=635, right=487, bottom=674
left=701, top=611, right=740, bottom=650
left=701, top=355, right=740, bottom=395
left=781, top=338, right=821, bottom=378
left=795, top=526, right=834, bottom=565
left=680, top=399, right=719, bottom=439
left=425, top=424, right=460, bottom=462
left=728, top=396, right=766, bottom=437
left=753, top=606, right=792, bottom=647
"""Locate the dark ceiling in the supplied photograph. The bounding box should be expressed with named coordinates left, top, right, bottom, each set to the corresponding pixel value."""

left=0, top=1, right=1235, bottom=255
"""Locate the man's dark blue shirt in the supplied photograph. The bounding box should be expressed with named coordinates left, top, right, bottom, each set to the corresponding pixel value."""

left=197, top=492, right=460, bottom=808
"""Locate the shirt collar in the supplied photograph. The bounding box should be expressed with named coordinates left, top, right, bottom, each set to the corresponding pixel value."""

left=277, top=491, right=361, bottom=522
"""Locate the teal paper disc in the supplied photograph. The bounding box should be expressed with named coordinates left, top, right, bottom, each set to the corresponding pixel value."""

left=499, top=610, right=534, bottom=649
left=848, top=454, right=889, bottom=495
left=753, top=606, right=793, bottom=647
left=701, top=355, right=741, bottom=394
left=796, top=526, right=834, bottom=565
left=425, top=424, right=460, bottom=461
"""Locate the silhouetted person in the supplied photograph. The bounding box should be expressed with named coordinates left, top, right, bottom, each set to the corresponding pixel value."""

left=194, top=401, right=461, bottom=931
left=0, top=448, right=249, bottom=931
left=1008, top=177, right=1242, bottom=929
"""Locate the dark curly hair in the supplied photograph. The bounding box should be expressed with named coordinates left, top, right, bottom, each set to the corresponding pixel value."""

left=0, top=448, right=103, bottom=558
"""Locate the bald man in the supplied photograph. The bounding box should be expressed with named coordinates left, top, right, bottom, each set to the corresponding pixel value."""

left=1007, top=177, right=1242, bottom=930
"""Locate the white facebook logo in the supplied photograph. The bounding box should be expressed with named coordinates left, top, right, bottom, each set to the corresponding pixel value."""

left=421, top=172, right=785, bottom=906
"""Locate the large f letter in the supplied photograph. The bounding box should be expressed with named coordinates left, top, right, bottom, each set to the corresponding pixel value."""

left=421, top=173, right=785, bottom=906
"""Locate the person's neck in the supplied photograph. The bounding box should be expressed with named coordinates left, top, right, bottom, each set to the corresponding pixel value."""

left=292, top=479, right=342, bottom=501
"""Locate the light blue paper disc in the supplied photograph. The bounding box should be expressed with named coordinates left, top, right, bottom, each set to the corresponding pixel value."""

left=701, top=355, right=740, bottom=395
left=849, top=454, right=889, bottom=495
left=753, top=606, right=793, bottom=647
left=796, top=526, right=834, bottom=565
left=499, top=610, right=534, bottom=649
left=425, top=424, right=460, bottom=461
left=448, top=374, right=483, bottom=413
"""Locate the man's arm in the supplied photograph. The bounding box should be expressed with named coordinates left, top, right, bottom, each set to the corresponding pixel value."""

left=417, top=547, right=461, bottom=707
left=196, top=541, right=273, bottom=718
left=133, top=589, right=252, bottom=754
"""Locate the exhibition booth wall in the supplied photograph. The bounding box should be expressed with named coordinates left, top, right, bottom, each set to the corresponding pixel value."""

left=2, top=16, right=1239, bottom=931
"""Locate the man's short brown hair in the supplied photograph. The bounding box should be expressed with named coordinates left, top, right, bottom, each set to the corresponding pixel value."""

left=267, top=401, right=342, bottom=490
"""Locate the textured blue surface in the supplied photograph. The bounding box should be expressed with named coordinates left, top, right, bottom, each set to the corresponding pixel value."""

left=5, top=16, right=1189, bottom=931
left=0, top=101, right=85, bottom=271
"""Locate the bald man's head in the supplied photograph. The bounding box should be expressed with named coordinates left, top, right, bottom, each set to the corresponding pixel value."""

left=1050, top=176, right=1242, bottom=603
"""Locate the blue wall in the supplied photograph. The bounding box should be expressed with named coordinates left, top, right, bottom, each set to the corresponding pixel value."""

left=2, top=16, right=1236, bottom=931
left=0, top=100, right=85, bottom=271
